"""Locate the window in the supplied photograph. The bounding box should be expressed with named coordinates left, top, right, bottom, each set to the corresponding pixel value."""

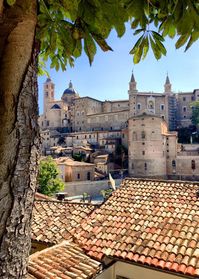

left=89, top=135, right=91, bottom=139
left=77, top=173, right=80, bottom=179
left=46, top=120, right=49, bottom=126
left=183, top=106, right=187, bottom=112
left=191, top=96, right=195, bottom=101
left=191, top=160, right=196, bottom=170
left=85, top=135, right=87, bottom=139
left=132, top=163, right=134, bottom=170
left=87, top=172, right=91, bottom=180
left=183, top=97, right=186, bottom=101
left=76, top=136, right=78, bottom=139
left=132, top=131, right=137, bottom=140
left=162, top=115, right=165, bottom=120
left=144, top=162, right=147, bottom=171
left=172, top=160, right=176, bottom=168
left=160, top=104, right=164, bottom=110
left=142, top=151, right=145, bottom=155
left=141, top=131, right=146, bottom=139
left=45, top=92, right=48, bottom=97
left=137, top=103, right=141, bottom=110
left=142, top=142, right=145, bottom=145
left=184, top=115, right=186, bottom=118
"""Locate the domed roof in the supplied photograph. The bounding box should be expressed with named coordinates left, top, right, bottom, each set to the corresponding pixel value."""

left=62, top=81, right=77, bottom=95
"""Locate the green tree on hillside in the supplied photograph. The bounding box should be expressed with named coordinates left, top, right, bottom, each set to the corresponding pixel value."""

left=38, top=157, right=65, bottom=196
left=1, top=0, right=199, bottom=278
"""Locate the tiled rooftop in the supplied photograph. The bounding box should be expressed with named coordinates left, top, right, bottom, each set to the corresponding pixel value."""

left=75, top=178, right=199, bottom=277
left=28, top=241, right=101, bottom=279
left=31, top=201, right=95, bottom=244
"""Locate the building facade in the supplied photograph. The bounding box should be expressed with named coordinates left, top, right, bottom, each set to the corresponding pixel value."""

left=39, top=73, right=199, bottom=179
left=39, top=73, right=198, bottom=134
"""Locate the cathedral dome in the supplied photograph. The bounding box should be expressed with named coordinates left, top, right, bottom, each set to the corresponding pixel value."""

left=62, top=81, right=77, bottom=96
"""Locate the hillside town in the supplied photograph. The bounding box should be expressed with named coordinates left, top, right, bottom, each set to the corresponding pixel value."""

left=26, top=73, right=199, bottom=279
left=39, top=72, right=199, bottom=182
left=2, top=2, right=199, bottom=279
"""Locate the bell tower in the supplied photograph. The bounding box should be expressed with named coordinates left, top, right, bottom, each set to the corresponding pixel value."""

left=128, top=71, right=138, bottom=117
left=43, top=77, right=55, bottom=116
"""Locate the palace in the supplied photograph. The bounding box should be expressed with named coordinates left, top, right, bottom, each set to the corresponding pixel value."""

left=39, top=73, right=199, bottom=180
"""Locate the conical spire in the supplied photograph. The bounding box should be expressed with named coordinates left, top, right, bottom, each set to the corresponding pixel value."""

left=164, top=73, right=172, bottom=93
left=45, top=77, right=52, bottom=83
left=165, top=73, right=170, bottom=85
left=130, top=71, right=136, bottom=83
left=129, top=70, right=137, bottom=92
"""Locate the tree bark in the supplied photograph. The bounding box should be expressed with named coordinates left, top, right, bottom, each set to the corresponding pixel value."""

left=0, top=1, right=39, bottom=278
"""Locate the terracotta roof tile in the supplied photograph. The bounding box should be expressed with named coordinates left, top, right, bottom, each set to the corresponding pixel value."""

left=31, top=201, right=95, bottom=244
left=74, top=178, right=199, bottom=277
left=28, top=241, right=101, bottom=279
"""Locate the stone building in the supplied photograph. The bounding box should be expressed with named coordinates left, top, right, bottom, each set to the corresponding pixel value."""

left=39, top=73, right=199, bottom=180
left=39, top=73, right=198, bottom=135
left=128, top=113, right=199, bottom=179
left=55, top=157, right=95, bottom=182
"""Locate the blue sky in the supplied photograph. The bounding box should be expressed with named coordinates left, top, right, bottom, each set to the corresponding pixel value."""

left=38, top=26, right=199, bottom=113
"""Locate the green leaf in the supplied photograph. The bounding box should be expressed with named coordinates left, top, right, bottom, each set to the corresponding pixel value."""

left=133, top=29, right=144, bottom=35
left=185, top=32, right=199, bottom=51
left=152, top=33, right=166, bottom=56
left=129, top=34, right=144, bottom=55
left=142, top=37, right=149, bottom=60
left=175, top=34, right=190, bottom=49
left=150, top=36, right=161, bottom=60
left=84, top=32, right=97, bottom=65
left=93, top=35, right=113, bottom=52
left=152, top=31, right=164, bottom=42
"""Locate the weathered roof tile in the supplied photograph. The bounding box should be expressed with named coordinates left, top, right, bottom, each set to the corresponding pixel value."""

left=74, top=178, right=199, bottom=277
left=31, top=201, right=95, bottom=244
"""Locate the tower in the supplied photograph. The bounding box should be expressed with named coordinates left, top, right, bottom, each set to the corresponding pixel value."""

left=129, top=71, right=137, bottom=92
left=164, top=73, right=172, bottom=93
left=128, top=71, right=138, bottom=117
left=43, top=77, right=55, bottom=116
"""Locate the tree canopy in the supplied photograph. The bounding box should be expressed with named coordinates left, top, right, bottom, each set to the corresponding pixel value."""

left=38, top=156, right=65, bottom=196
left=7, top=0, right=199, bottom=70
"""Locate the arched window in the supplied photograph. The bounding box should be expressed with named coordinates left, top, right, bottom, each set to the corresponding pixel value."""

left=137, top=103, right=141, bottom=110
left=144, top=162, right=147, bottom=171
left=191, top=160, right=196, bottom=170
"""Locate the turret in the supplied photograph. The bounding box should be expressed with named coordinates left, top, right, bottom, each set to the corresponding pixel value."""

left=129, top=71, right=137, bottom=92
left=164, top=74, right=172, bottom=93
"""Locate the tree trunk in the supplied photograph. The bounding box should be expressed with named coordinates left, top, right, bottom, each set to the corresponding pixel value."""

left=0, top=1, right=39, bottom=278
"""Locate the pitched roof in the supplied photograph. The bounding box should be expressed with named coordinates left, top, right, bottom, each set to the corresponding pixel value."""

left=31, top=201, right=95, bottom=244
left=28, top=241, right=101, bottom=279
left=75, top=178, right=199, bottom=278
